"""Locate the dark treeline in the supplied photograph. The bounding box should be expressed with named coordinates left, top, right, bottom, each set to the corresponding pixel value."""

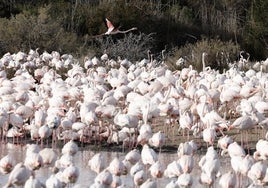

left=0, top=0, right=267, bottom=63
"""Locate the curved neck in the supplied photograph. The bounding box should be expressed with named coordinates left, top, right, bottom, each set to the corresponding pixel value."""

left=202, top=53, right=206, bottom=72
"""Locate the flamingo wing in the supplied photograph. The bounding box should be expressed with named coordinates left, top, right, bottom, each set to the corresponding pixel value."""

left=105, top=18, right=115, bottom=34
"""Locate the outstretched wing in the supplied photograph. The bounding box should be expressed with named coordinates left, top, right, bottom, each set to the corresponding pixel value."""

left=105, top=18, right=115, bottom=34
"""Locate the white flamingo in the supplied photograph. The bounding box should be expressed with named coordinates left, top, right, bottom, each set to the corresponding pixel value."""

left=164, top=160, right=183, bottom=178
left=88, top=153, right=106, bottom=174
left=178, top=155, right=194, bottom=173
left=39, top=147, right=58, bottom=166
left=108, top=157, right=126, bottom=176
left=141, top=144, right=158, bottom=166
left=149, top=160, right=165, bottom=178
left=62, top=139, right=78, bottom=156
left=45, top=174, right=63, bottom=188
left=24, top=152, right=43, bottom=171
left=148, top=131, right=165, bottom=152
left=140, top=178, right=156, bottom=188
left=0, top=154, right=15, bottom=174
left=124, top=149, right=141, bottom=165
left=3, top=162, right=32, bottom=188
left=62, top=163, right=80, bottom=184
left=219, top=171, right=237, bottom=188
left=133, top=169, right=147, bottom=187
left=177, top=173, right=193, bottom=188
left=24, top=175, right=44, bottom=188
left=94, top=169, right=113, bottom=186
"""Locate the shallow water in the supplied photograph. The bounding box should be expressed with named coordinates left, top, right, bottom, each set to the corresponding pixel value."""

left=0, top=142, right=235, bottom=187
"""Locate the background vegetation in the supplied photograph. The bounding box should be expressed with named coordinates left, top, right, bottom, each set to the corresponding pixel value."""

left=0, top=0, right=267, bottom=70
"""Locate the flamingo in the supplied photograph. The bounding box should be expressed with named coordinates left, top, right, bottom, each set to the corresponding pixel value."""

left=111, top=174, right=122, bottom=188
left=55, top=153, right=74, bottom=169
left=24, top=152, right=43, bottom=171
left=39, top=148, right=58, bottom=166
left=25, top=143, right=40, bottom=156
left=229, top=115, right=257, bottom=148
left=164, top=160, right=183, bottom=178
left=227, top=141, right=246, bottom=158
left=217, top=135, right=234, bottom=155
left=94, top=169, right=113, bottom=186
left=133, top=169, right=147, bottom=187
left=45, top=174, right=63, bottom=188
left=178, top=155, right=194, bottom=173
left=240, top=154, right=255, bottom=177
left=3, top=162, right=32, bottom=188
left=137, top=121, right=153, bottom=146
left=149, top=160, right=165, bottom=178
left=177, top=140, right=196, bottom=158
left=141, top=144, right=158, bottom=166
left=88, top=153, right=106, bottom=174
left=199, top=146, right=219, bottom=168
left=177, top=173, right=193, bottom=188
left=0, top=154, right=15, bottom=174
left=199, top=156, right=220, bottom=187
left=202, top=127, right=217, bottom=147
left=219, top=171, right=237, bottom=188
left=62, top=164, right=80, bottom=184
left=124, top=148, right=141, bottom=165
left=248, top=161, right=267, bottom=185
left=92, top=18, right=137, bottom=37
left=108, top=157, right=126, bottom=176
left=148, top=130, right=165, bottom=152
left=254, top=139, right=268, bottom=160
left=140, top=178, right=156, bottom=188
left=178, top=110, right=193, bottom=139
left=24, top=175, right=44, bottom=188
left=130, top=160, right=145, bottom=176
left=38, top=124, right=52, bottom=147
left=61, top=139, right=79, bottom=156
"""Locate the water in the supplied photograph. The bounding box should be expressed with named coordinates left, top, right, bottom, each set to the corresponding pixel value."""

left=0, top=143, right=232, bottom=187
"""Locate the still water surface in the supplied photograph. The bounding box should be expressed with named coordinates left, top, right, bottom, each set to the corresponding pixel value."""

left=0, top=143, right=231, bottom=187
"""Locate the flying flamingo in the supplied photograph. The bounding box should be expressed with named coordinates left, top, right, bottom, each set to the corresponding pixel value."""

left=92, top=18, right=137, bottom=37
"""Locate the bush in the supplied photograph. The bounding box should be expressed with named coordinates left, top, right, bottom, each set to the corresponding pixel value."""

left=166, top=37, right=240, bottom=72
left=92, top=32, right=155, bottom=62
left=0, top=6, right=79, bottom=55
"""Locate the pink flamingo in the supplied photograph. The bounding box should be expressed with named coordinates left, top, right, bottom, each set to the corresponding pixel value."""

left=93, top=18, right=137, bottom=37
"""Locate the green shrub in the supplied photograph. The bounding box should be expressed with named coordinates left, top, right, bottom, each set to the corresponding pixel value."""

left=0, top=6, right=79, bottom=55
left=166, top=37, right=240, bottom=72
